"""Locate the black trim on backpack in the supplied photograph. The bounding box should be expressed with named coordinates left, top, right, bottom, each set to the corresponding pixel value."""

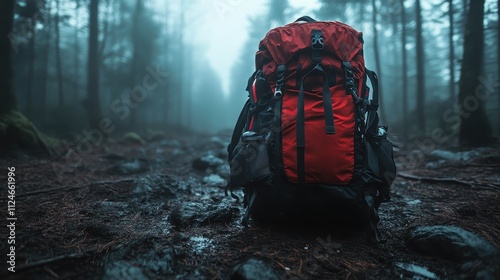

left=226, top=100, right=252, bottom=202
left=365, top=69, right=380, bottom=133
left=228, top=100, right=251, bottom=163
left=295, top=15, right=317, bottom=23
left=297, top=76, right=306, bottom=186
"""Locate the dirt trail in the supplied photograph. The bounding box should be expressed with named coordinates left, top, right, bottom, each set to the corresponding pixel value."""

left=1, top=134, right=499, bottom=279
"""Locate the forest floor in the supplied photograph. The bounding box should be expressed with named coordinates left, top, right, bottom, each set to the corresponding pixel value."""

left=1, top=131, right=499, bottom=280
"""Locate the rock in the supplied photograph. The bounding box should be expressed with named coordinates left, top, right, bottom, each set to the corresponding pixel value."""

left=217, top=147, right=228, bottom=160
left=169, top=202, right=203, bottom=228
left=133, top=174, right=176, bottom=199
left=430, top=148, right=495, bottom=162
left=201, top=206, right=239, bottom=225
left=102, top=260, right=148, bottom=280
left=394, top=262, right=439, bottom=280
left=0, top=110, right=52, bottom=155
left=159, top=139, right=181, bottom=148
left=102, top=153, right=126, bottom=161
left=136, top=248, right=176, bottom=275
left=84, top=223, right=116, bottom=240
left=146, top=129, right=166, bottom=142
left=230, top=259, right=281, bottom=280
left=209, top=136, right=228, bottom=150
left=189, top=236, right=213, bottom=254
left=203, top=174, right=227, bottom=188
left=425, top=159, right=446, bottom=169
left=192, top=154, right=224, bottom=171
left=107, top=159, right=148, bottom=175
left=460, top=259, right=500, bottom=280
left=216, top=164, right=230, bottom=178
left=407, top=226, right=499, bottom=263
left=169, top=203, right=238, bottom=228
left=122, top=132, right=146, bottom=145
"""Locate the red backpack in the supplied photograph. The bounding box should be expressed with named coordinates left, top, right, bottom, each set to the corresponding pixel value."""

left=227, top=16, right=396, bottom=242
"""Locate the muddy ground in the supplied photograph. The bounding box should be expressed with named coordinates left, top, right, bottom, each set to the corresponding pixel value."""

left=0, top=132, right=499, bottom=279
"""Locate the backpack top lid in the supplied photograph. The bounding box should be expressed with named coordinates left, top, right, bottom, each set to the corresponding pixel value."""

left=256, top=16, right=364, bottom=68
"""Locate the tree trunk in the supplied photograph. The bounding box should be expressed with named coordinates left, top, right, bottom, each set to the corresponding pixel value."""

left=85, top=0, right=102, bottom=128
left=497, top=0, right=500, bottom=129
left=163, top=1, right=170, bottom=126
left=448, top=0, right=456, bottom=102
left=185, top=47, right=192, bottom=130
left=458, top=0, right=492, bottom=146
left=39, top=0, right=51, bottom=121
left=74, top=0, right=80, bottom=104
left=415, top=0, right=425, bottom=132
left=177, top=1, right=185, bottom=127
left=129, top=0, right=142, bottom=128
left=55, top=0, right=64, bottom=108
left=0, top=0, right=16, bottom=113
left=371, top=0, right=387, bottom=124
left=0, top=0, right=51, bottom=155
left=462, top=0, right=468, bottom=30
left=400, top=0, right=409, bottom=140
left=26, top=15, right=36, bottom=115
left=390, top=6, right=400, bottom=116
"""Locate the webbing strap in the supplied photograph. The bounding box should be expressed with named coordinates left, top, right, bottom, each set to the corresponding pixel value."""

left=320, top=66, right=335, bottom=134
left=365, top=69, right=380, bottom=132
left=311, top=30, right=323, bottom=65
left=365, top=69, right=379, bottom=106
left=297, top=81, right=306, bottom=186
left=227, top=100, right=250, bottom=162
left=296, top=65, right=335, bottom=186
left=242, top=190, right=257, bottom=227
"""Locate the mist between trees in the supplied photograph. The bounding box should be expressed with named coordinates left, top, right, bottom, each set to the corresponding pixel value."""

left=1, top=0, right=499, bottom=146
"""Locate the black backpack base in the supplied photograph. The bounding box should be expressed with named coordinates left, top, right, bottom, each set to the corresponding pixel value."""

left=242, top=179, right=384, bottom=242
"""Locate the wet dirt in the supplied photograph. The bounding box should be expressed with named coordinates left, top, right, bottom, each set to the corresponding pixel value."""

left=0, top=132, right=499, bottom=279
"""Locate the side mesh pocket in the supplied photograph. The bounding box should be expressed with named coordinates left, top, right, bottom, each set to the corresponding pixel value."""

left=230, top=132, right=271, bottom=186
left=363, top=126, right=396, bottom=202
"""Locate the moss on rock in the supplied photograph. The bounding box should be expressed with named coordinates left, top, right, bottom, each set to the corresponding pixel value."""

left=122, top=132, right=146, bottom=145
left=0, top=110, right=52, bottom=155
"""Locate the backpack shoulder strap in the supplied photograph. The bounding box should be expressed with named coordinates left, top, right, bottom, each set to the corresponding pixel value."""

left=365, top=68, right=380, bottom=132
left=227, top=99, right=250, bottom=162
left=365, top=68, right=379, bottom=106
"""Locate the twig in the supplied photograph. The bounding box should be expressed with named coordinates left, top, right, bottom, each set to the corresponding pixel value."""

left=398, top=172, right=500, bottom=191
left=43, top=266, right=59, bottom=278
left=18, top=178, right=135, bottom=197
left=464, top=163, right=500, bottom=168
left=398, top=172, right=470, bottom=186
left=14, top=253, right=88, bottom=272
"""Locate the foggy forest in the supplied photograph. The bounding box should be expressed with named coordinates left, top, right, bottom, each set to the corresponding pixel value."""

left=0, top=0, right=499, bottom=279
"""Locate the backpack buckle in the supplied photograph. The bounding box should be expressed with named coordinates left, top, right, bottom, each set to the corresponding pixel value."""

left=311, top=30, right=324, bottom=50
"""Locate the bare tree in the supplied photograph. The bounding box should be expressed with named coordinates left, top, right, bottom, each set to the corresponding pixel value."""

left=55, top=0, right=64, bottom=107
left=415, top=0, right=425, bottom=132
left=400, top=0, right=408, bottom=140
left=458, top=0, right=492, bottom=146
left=0, top=0, right=16, bottom=113
left=39, top=0, right=51, bottom=120
left=1, top=0, right=50, bottom=155
left=129, top=0, right=143, bottom=128
left=84, top=0, right=102, bottom=128
left=448, top=0, right=456, bottom=102
left=25, top=0, right=38, bottom=115
left=74, top=0, right=81, bottom=102
left=371, top=0, right=386, bottom=124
